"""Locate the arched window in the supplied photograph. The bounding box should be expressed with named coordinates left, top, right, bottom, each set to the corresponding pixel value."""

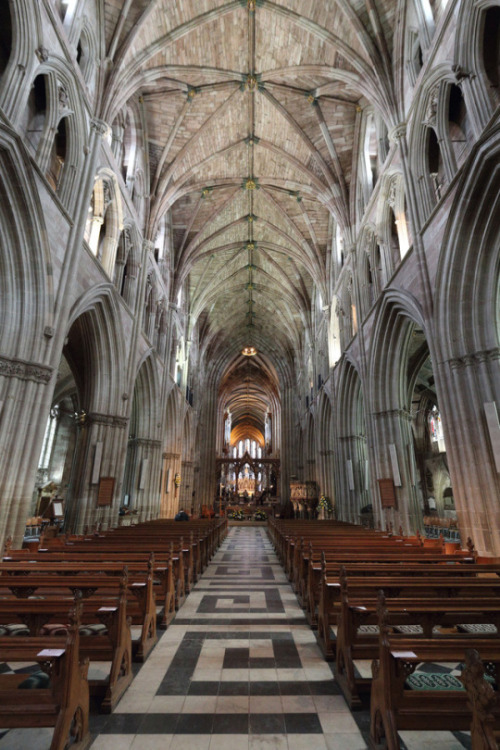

left=76, top=25, right=95, bottom=88
left=335, top=223, right=344, bottom=269
left=428, top=405, right=446, bottom=452
left=122, top=109, right=137, bottom=185
left=0, top=2, right=12, bottom=78
left=363, top=113, right=379, bottom=194
left=39, top=407, right=59, bottom=471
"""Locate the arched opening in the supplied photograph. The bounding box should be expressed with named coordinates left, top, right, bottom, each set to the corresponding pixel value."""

left=0, top=2, right=12, bottom=78
left=24, top=75, right=48, bottom=156
left=329, top=297, right=342, bottom=366
left=361, top=251, right=374, bottom=315
left=389, top=207, right=401, bottom=269
left=316, top=393, right=335, bottom=515
left=336, top=362, right=371, bottom=524
left=427, top=127, right=444, bottom=200
left=33, top=354, right=80, bottom=523
left=122, top=109, right=136, bottom=184
left=304, top=413, right=316, bottom=482
left=179, top=413, right=195, bottom=511
left=482, top=6, right=500, bottom=88
left=408, top=328, right=454, bottom=527
left=447, top=84, right=471, bottom=166
left=76, top=29, right=90, bottom=79
left=84, top=176, right=122, bottom=277
left=47, top=117, right=67, bottom=190
left=373, top=242, right=385, bottom=295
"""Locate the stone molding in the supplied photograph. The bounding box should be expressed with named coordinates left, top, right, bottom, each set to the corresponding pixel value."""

left=373, top=408, right=412, bottom=421
left=0, top=355, right=52, bottom=384
left=87, top=412, right=129, bottom=428
left=448, top=348, right=500, bottom=370
left=130, top=438, right=162, bottom=448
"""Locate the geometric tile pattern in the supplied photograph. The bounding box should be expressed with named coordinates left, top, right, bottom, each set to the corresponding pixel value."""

left=0, top=527, right=472, bottom=749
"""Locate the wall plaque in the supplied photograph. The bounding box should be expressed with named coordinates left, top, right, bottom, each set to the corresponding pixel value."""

left=97, top=477, right=115, bottom=507
left=378, top=478, right=397, bottom=508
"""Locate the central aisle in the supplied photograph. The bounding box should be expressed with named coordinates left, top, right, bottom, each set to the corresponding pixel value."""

left=90, top=526, right=367, bottom=749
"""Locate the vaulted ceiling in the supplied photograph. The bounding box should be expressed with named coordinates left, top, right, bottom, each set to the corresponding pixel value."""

left=102, top=0, right=398, bottom=429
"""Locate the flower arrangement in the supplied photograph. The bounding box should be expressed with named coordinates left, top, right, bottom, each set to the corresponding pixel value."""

left=254, top=510, right=267, bottom=521
left=318, top=495, right=333, bottom=512
left=228, top=510, right=245, bottom=520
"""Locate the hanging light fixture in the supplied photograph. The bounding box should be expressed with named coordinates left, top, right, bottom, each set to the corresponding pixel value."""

left=242, top=345, right=257, bottom=356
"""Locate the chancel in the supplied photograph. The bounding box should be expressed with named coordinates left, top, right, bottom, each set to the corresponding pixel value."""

left=0, top=0, right=499, bottom=748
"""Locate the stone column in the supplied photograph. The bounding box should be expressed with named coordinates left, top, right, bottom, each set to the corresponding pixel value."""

left=435, top=350, right=500, bottom=554
left=369, top=408, right=423, bottom=534
left=0, top=119, right=110, bottom=549
left=64, top=411, right=129, bottom=534
left=0, top=358, right=54, bottom=548
left=195, top=392, right=218, bottom=509
left=132, top=438, right=162, bottom=521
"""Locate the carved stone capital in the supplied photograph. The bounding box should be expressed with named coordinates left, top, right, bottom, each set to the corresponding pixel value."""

left=448, top=348, right=500, bottom=370
left=90, top=119, right=110, bottom=138
left=143, top=239, right=155, bottom=254
left=131, top=438, right=162, bottom=448
left=0, top=355, right=52, bottom=384
left=35, top=47, right=49, bottom=63
left=389, top=122, right=407, bottom=142
left=373, top=408, right=413, bottom=421
left=87, top=412, right=129, bottom=428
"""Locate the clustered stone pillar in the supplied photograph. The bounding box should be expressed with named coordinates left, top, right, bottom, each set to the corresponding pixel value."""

left=65, top=412, right=129, bottom=534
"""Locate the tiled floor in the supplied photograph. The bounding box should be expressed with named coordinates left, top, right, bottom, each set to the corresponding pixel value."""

left=0, top=527, right=473, bottom=749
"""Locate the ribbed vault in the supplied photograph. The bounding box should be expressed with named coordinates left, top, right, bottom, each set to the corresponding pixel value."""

left=101, top=0, right=397, bottom=404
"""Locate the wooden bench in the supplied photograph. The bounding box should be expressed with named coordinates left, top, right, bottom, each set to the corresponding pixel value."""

left=461, top=648, right=500, bottom=750
left=1, top=554, right=177, bottom=628
left=335, top=583, right=500, bottom=707
left=0, top=562, right=157, bottom=663
left=369, top=592, right=500, bottom=749
left=317, top=562, right=500, bottom=658
left=0, top=595, right=91, bottom=749
left=0, top=574, right=133, bottom=712
left=304, top=546, right=481, bottom=628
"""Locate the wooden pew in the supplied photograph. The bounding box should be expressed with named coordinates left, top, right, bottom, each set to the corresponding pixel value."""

left=4, top=547, right=181, bottom=625
left=335, top=582, right=500, bottom=707
left=0, top=563, right=157, bottom=663
left=0, top=595, right=91, bottom=749
left=302, top=545, right=482, bottom=627
left=369, top=592, right=500, bottom=750
left=0, top=574, right=133, bottom=712
left=461, top=648, right=500, bottom=750
left=1, top=555, right=177, bottom=628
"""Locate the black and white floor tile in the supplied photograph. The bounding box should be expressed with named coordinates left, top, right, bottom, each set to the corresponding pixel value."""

left=0, top=527, right=472, bottom=749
